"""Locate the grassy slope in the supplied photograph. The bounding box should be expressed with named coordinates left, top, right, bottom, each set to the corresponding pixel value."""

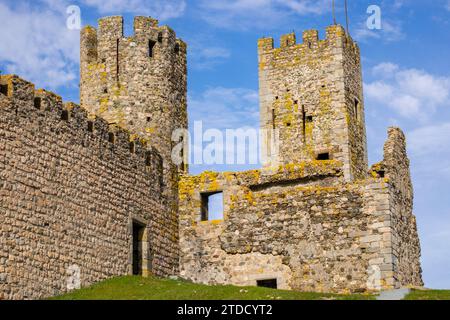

left=404, top=289, right=450, bottom=300
left=51, top=276, right=374, bottom=300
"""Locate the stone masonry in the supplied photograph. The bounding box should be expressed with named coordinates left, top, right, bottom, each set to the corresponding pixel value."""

left=179, top=25, right=423, bottom=293
left=0, top=17, right=423, bottom=299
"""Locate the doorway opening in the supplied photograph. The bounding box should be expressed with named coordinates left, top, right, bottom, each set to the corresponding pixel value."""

left=132, top=220, right=147, bottom=276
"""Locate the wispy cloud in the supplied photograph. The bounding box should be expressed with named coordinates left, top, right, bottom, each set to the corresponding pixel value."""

left=365, top=63, right=450, bottom=120
left=197, top=0, right=329, bottom=30
left=0, top=2, right=79, bottom=89
left=81, top=0, right=186, bottom=20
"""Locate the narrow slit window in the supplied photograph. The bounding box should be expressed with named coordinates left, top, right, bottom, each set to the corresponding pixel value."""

left=257, top=279, right=278, bottom=289
left=61, top=110, right=70, bottom=121
left=302, top=106, right=306, bottom=142
left=149, top=40, right=156, bottom=58
left=87, top=121, right=94, bottom=132
left=354, top=98, right=360, bottom=120
left=158, top=32, right=163, bottom=43
left=201, top=192, right=224, bottom=222
left=272, top=109, right=276, bottom=130
left=174, top=43, right=180, bottom=54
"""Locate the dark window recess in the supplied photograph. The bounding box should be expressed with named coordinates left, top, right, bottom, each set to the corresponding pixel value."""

left=146, top=116, right=151, bottom=123
left=354, top=98, right=360, bottom=120
left=0, top=84, right=8, bottom=96
left=316, top=153, right=330, bottom=160
left=308, top=41, right=312, bottom=49
left=61, top=110, right=70, bottom=121
left=257, top=279, right=278, bottom=289
left=286, top=122, right=291, bottom=127
left=302, top=106, right=306, bottom=142
left=158, top=32, right=163, bottom=43
left=174, top=43, right=180, bottom=54
left=87, top=121, right=94, bottom=132
left=272, top=109, right=276, bottom=130
left=201, top=192, right=224, bottom=222
left=108, top=132, right=115, bottom=144
left=103, top=88, right=108, bottom=94
left=149, top=40, right=156, bottom=57
left=378, top=170, right=385, bottom=178
left=34, top=97, right=42, bottom=109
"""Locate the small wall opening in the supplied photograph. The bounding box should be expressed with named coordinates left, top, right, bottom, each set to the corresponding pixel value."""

left=158, top=32, right=163, bottom=43
left=174, top=43, right=180, bottom=54
left=257, top=279, right=278, bottom=289
left=149, top=40, right=156, bottom=57
left=201, top=191, right=224, bottom=221
left=132, top=221, right=147, bottom=276
left=0, top=84, right=8, bottom=96
left=108, top=132, right=116, bottom=144
left=354, top=98, right=360, bottom=120
left=34, top=97, right=42, bottom=109
left=87, top=121, right=94, bottom=132
left=316, top=152, right=330, bottom=160
left=61, top=110, right=70, bottom=121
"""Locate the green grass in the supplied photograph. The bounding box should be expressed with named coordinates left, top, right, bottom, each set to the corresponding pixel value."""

left=404, top=289, right=450, bottom=300
left=50, top=276, right=374, bottom=300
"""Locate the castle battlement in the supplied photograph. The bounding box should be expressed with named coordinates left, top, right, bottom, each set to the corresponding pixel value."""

left=258, top=25, right=358, bottom=54
left=0, top=74, right=164, bottom=178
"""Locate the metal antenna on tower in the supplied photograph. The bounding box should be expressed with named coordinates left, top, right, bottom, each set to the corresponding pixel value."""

left=345, top=0, right=350, bottom=34
left=332, top=0, right=336, bottom=25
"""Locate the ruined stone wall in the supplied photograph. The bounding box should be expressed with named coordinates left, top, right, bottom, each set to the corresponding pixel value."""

left=178, top=160, right=412, bottom=293
left=0, top=75, right=179, bottom=300
left=258, top=25, right=368, bottom=181
left=374, top=128, right=423, bottom=287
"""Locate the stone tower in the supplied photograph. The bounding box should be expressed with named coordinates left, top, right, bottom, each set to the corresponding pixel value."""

left=80, top=16, right=187, bottom=168
left=258, top=25, right=368, bottom=181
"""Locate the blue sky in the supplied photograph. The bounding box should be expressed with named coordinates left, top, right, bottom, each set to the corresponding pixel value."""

left=1, top=0, right=450, bottom=289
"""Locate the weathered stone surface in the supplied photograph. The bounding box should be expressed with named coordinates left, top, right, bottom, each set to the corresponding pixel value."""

left=179, top=26, right=423, bottom=294
left=0, top=74, right=178, bottom=300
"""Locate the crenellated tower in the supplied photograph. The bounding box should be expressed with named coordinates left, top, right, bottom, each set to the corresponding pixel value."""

left=258, top=25, right=368, bottom=181
left=80, top=16, right=187, bottom=170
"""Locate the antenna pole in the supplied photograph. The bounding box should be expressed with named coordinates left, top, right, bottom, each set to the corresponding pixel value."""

left=345, top=0, right=350, bottom=34
left=332, top=0, right=336, bottom=25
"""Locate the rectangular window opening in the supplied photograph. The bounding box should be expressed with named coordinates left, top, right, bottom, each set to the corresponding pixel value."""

left=34, top=97, right=42, bottom=109
left=201, top=191, right=224, bottom=222
left=257, top=279, right=278, bottom=289
left=149, top=40, right=156, bottom=58
left=316, top=152, right=330, bottom=161
left=0, top=84, right=8, bottom=96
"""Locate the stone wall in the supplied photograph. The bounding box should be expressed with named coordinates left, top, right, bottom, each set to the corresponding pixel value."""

left=179, top=153, right=423, bottom=293
left=0, top=75, right=179, bottom=300
left=258, top=25, right=368, bottom=181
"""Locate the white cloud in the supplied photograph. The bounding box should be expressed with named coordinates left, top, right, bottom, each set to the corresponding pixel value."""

left=81, top=0, right=186, bottom=20
left=407, top=122, right=450, bottom=182
left=408, top=123, right=450, bottom=157
left=189, top=46, right=231, bottom=70
left=197, top=0, right=329, bottom=30
left=0, top=2, right=79, bottom=89
left=189, top=87, right=259, bottom=129
left=365, top=63, right=450, bottom=119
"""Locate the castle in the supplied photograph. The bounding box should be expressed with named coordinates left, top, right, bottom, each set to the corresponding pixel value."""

left=0, top=16, right=422, bottom=299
